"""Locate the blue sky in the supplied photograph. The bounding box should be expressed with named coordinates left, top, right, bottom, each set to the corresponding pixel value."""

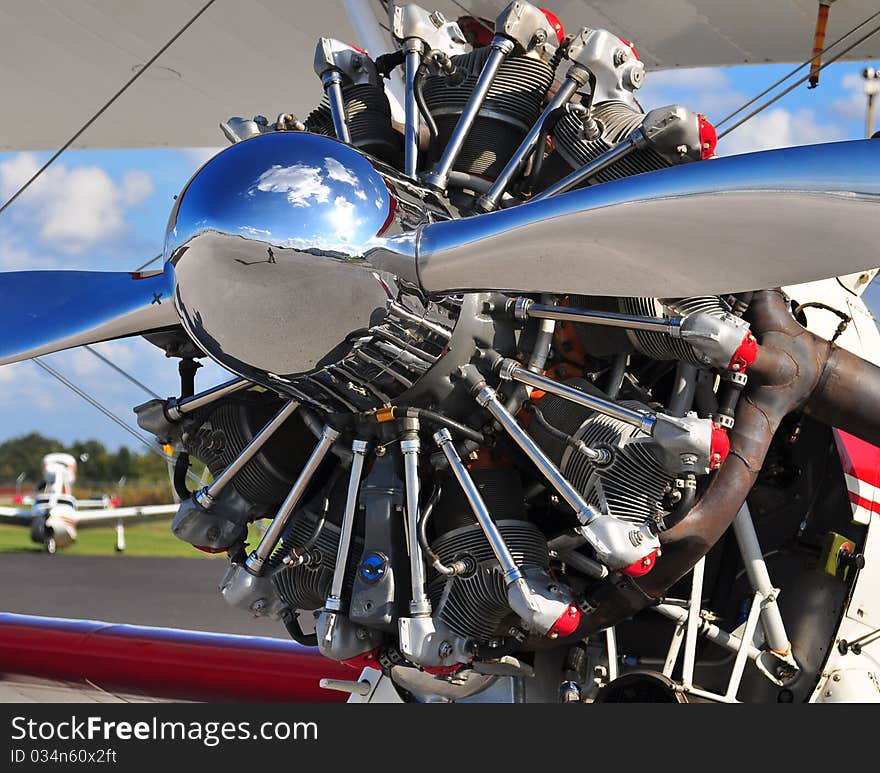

left=1, top=57, right=879, bottom=451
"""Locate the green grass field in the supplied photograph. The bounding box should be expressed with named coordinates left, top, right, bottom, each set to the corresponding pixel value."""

left=0, top=518, right=220, bottom=558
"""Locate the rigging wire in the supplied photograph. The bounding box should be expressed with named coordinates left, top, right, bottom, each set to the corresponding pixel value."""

left=0, top=0, right=219, bottom=219
left=715, top=9, right=880, bottom=129
left=83, top=345, right=162, bottom=400
left=134, top=253, right=164, bottom=272
left=718, top=21, right=880, bottom=139
left=31, top=357, right=201, bottom=487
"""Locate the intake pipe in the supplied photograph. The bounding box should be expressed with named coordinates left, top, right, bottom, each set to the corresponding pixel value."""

left=568, top=288, right=880, bottom=637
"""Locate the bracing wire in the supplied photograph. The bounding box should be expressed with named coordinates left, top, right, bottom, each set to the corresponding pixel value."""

left=31, top=358, right=201, bottom=487
left=0, top=0, right=219, bottom=219
left=718, top=21, right=880, bottom=139
left=715, top=9, right=880, bottom=129
left=83, top=345, right=162, bottom=400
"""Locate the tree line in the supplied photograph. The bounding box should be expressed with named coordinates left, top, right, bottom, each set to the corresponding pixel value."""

left=0, top=432, right=170, bottom=485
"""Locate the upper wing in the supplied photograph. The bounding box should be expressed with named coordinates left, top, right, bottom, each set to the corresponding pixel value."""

left=1, top=0, right=877, bottom=152
left=71, top=504, right=179, bottom=529
left=0, top=507, right=33, bottom=526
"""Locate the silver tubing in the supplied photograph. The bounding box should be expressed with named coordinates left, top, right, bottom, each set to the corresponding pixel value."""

left=245, top=425, right=341, bottom=574
left=733, top=503, right=792, bottom=655
left=403, top=45, right=423, bottom=178
left=662, top=620, right=686, bottom=677
left=725, top=592, right=763, bottom=701
left=423, top=37, right=514, bottom=190
left=434, top=428, right=522, bottom=584
left=166, top=377, right=251, bottom=420
left=473, top=383, right=596, bottom=525
left=477, top=76, right=581, bottom=212
left=681, top=557, right=705, bottom=690
left=197, top=400, right=299, bottom=507
left=520, top=300, right=681, bottom=336
left=654, top=601, right=763, bottom=663
left=323, top=72, right=351, bottom=144
left=530, top=131, right=640, bottom=201
left=386, top=300, right=452, bottom=339
left=402, top=434, right=431, bottom=615
left=500, top=360, right=656, bottom=435
left=325, top=439, right=369, bottom=611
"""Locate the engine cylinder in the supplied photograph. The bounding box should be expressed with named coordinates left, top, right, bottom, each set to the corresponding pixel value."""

left=305, top=83, right=403, bottom=166
left=422, top=48, right=555, bottom=178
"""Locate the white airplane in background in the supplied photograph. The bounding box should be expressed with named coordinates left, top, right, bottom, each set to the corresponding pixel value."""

left=0, top=452, right=178, bottom=554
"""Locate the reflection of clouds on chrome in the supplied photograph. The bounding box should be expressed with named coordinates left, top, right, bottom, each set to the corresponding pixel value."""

left=325, top=156, right=368, bottom=200
left=239, top=225, right=272, bottom=237
left=254, top=163, right=330, bottom=206
left=330, top=196, right=364, bottom=240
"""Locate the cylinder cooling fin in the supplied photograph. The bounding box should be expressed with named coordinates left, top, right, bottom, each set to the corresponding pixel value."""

left=422, top=48, right=555, bottom=178
left=538, top=100, right=673, bottom=189
left=305, top=83, right=402, bottom=166
left=528, top=378, right=675, bottom=526
left=183, top=391, right=316, bottom=508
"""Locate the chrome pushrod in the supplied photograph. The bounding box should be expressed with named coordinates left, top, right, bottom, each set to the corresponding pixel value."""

left=323, top=72, right=351, bottom=144
left=166, top=377, right=252, bottom=420
left=326, top=439, right=369, bottom=610
left=515, top=298, right=681, bottom=336
left=472, top=383, right=597, bottom=526
left=402, top=427, right=431, bottom=616
left=423, top=37, right=514, bottom=190
left=499, top=359, right=656, bottom=435
left=245, top=425, right=341, bottom=574
left=403, top=43, right=423, bottom=178
left=530, top=130, right=641, bottom=201
left=196, top=400, right=299, bottom=508
left=434, top=428, right=522, bottom=584
left=476, top=72, right=584, bottom=212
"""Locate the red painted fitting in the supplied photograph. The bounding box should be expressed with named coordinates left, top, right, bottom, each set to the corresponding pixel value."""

left=698, top=114, right=717, bottom=159
left=710, top=424, right=731, bottom=470
left=728, top=331, right=759, bottom=372
left=548, top=604, right=581, bottom=638
left=341, top=648, right=382, bottom=671
left=540, top=9, right=566, bottom=44
left=620, top=547, right=661, bottom=577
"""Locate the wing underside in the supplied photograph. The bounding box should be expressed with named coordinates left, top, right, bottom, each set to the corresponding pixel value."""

left=0, top=0, right=877, bottom=152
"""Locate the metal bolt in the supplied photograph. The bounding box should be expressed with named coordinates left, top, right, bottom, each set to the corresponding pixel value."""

left=375, top=445, right=386, bottom=457
left=439, top=641, right=453, bottom=658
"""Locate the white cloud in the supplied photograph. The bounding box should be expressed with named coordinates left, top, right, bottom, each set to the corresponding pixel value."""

left=254, top=163, right=330, bottom=206
left=0, top=153, right=154, bottom=254
left=719, top=107, right=847, bottom=155
left=832, top=72, right=870, bottom=124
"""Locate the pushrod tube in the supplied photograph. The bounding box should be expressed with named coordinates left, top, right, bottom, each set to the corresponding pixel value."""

left=472, top=383, right=596, bottom=526
left=323, top=72, right=352, bottom=144
left=423, top=37, right=514, bottom=190
left=403, top=43, right=423, bottom=178
left=402, top=432, right=430, bottom=615
left=197, top=400, right=299, bottom=507
left=530, top=131, right=640, bottom=201
left=499, top=360, right=656, bottom=434
left=245, top=425, right=341, bottom=574
left=434, top=428, right=522, bottom=584
left=517, top=299, right=681, bottom=336
left=166, top=377, right=251, bottom=420
left=325, top=439, right=369, bottom=611
left=477, top=74, right=582, bottom=212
